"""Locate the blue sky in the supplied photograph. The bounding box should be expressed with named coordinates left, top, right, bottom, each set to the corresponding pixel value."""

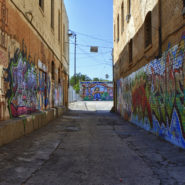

left=64, top=0, right=113, bottom=80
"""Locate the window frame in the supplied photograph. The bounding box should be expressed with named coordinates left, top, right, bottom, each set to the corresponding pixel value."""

left=121, top=2, right=124, bottom=33
left=117, top=14, right=120, bottom=42
left=39, top=0, right=44, bottom=11
left=51, top=61, right=55, bottom=80
left=129, top=39, right=133, bottom=64
left=58, top=10, right=61, bottom=42
left=51, top=0, right=54, bottom=29
left=144, top=11, right=152, bottom=49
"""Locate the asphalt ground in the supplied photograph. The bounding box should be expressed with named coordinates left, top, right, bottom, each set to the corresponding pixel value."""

left=0, top=101, right=185, bottom=185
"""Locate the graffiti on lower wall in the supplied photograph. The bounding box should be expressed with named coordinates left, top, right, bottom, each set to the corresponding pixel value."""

left=3, top=42, right=63, bottom=118
left=117, top=33, right=185, bottom=148
left=4, top=48, right=38, bottom=117
left=38, top=70, right=51, bottom=109
left=53, top=84, right=63, bottom=107
left=80, top=81, right=113, bottom=101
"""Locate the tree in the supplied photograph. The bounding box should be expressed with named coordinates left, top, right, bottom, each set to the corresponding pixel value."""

left=69, top=73, right=91, bottom=93
left=93, top=77, right=100, bottom=81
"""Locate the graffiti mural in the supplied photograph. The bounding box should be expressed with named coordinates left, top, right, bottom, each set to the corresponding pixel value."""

left=53, top=83, right=63, bottom=107
left=38, top=70, right=50, bottom=109
left=117, top=33, right=185, bottom=148
left=4, top=48, right=38, bottom=117
left=80, top=82, right=113, bottom=101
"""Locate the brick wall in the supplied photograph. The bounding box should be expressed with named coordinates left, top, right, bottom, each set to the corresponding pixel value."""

left=0, top=0, right=69, bottom=120
left=114, top=0, right=185, bottom=148
left=117, top=32, right=185, bottom=148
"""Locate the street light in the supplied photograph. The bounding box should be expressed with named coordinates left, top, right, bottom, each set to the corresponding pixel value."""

left=68, top=29, right=77, bottom=84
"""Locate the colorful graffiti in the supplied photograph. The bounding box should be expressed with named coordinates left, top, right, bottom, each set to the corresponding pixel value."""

left=53, top=84, right=63, bottom=107
left=80, top=82, right=113, bottom=101
left=117, top=33, right=185, bottom=148
left=4, top=48, right=38, bottom=117
left=38, top=70, right=50, bottom=109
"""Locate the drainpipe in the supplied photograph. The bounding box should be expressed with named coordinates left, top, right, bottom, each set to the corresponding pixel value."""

left=158, top=0, right=162, bottom=58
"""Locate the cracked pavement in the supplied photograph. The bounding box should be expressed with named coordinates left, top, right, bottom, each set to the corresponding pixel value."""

left=0, top=101, right=185, bottom=185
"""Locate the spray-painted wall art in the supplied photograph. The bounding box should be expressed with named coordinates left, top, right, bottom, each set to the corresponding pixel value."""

left=117, top=33, right=185, bottom=148
left=53, top=83, right=63, bottom=107
left=38, top=70, right=51, bottom=110
left=4, top=48, right=38, bottom=117
left=4, top=43, right=63, bottom=118
left=80, top=82, right=113, bottom=101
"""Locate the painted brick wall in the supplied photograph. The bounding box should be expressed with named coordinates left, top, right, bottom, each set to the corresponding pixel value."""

left=0, top=0, right=69, bottom=120
left=117, top=33, right=185, bottom=148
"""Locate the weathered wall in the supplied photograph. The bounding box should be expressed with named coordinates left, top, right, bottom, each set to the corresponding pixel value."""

left=117, top=33, right=185, bottom=148
left=0, top=0, right=69, bottom=120
left=80, top=82, right=113, bottom=101
left=113, top=0, right=158, bottom=65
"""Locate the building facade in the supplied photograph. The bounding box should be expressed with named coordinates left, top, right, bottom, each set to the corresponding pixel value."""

left=0, top=0, right=69, bottom=120
left=113, top=0, right=185, bottom=148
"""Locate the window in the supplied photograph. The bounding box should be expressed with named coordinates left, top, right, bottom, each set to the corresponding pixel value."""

left=63, top=24, right=66, bottom=53
left=51, top=61, right=55, bottom=80
left=126, top=0, right=131, bottom=22
left=117, top=15, right=119, bottom=42
left=58, top=67, right=60, bottom=83
left=121, top=2, right=124, bottom=33
left=127, top=0, right=131, bottom=15
left=129, top=39, right=133, bottom=64
left=58, top=10, right=61, bottom=42
left=183, top=0, right=185, bottom=15
left=114, top=24, right=116, bottom=41
left=51, top=0, right=54, bottom=29
left=144, top=12, right=152, bottom=48
left=39, top=0, right=44, bottom=11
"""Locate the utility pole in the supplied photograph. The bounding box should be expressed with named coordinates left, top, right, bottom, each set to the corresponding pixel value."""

left=74, top=34, right=77, bottom=84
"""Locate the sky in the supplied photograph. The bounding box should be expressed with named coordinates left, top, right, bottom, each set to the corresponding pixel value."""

left=63, top=0, right=113, bottom=81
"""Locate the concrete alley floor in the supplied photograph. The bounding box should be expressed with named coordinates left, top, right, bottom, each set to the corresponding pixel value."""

left=0, top=101, right=185, bottom=185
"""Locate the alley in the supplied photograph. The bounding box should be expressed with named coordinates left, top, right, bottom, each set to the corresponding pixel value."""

left=0, top=102, right=185, bottom=185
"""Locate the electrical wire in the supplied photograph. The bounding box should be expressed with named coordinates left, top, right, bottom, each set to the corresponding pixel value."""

left=72, top=31, right=113, bottom=44
left=68, top=42, right=113, bottom=49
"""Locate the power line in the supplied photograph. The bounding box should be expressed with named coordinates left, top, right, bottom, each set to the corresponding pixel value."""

left=77, top=45, right=112, bottom=66
left=73, top=31, right=113, bottom=44
left=67, top=41, right=112, bottom=49
left=70, top=50, right=112, bottom=55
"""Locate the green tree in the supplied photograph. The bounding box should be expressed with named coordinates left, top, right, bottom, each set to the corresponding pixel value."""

left=93, top=77, right=100, bottom=81
left=69, top=73, right=91, bottom=93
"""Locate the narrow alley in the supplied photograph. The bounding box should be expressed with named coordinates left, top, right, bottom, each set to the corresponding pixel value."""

left=0, top=102, right=185, bottom=185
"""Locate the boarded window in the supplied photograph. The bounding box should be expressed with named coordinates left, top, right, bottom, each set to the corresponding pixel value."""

left=58, top=10, right=61, bottom=42
left=114, top=24, right=116, bottom=41
left=117, top=15, right=119, bottom=42
left=144, top=12, right=152, bottom=48
left=63, top=24, right=66, bottom=53
left=51, top=61, right=55, bottom=80
left=127, top=0, right=131, bottom=15
left=51, top=0, right=54, bottom=29
left=39, top=0, right=44, bottom=11
left=129, top=39, right=133, bottom=64
left=121, top=2, right=124, bottom=33
left=58, top=67, right=61, bottom=83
